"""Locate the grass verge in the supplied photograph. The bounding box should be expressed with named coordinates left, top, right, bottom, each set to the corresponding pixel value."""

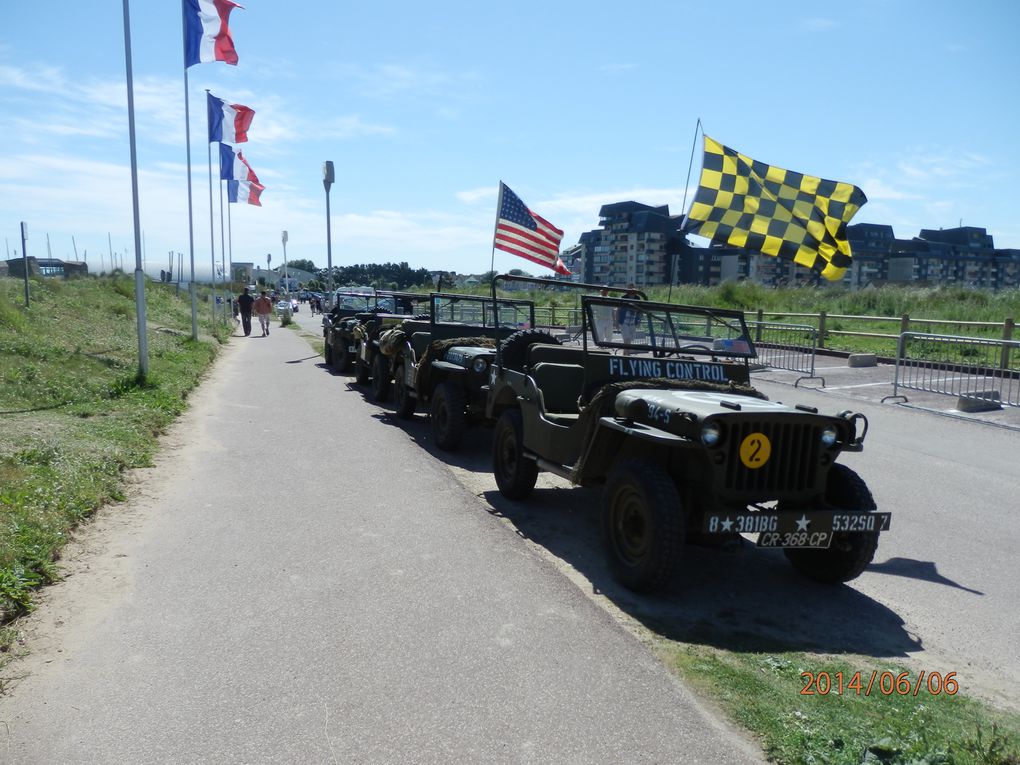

left=662, top=644, right=1020, bottom=764
left=0, top=274, right=229, bottom=633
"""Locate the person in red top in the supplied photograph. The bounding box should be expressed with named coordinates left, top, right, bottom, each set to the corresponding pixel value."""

left=253, top=290, right=273, bottom=336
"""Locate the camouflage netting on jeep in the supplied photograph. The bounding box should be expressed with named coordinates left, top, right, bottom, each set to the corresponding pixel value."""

left=413, top=336, right=496, bottom=394
left=570, top=378, right=768, bottom=482
left=378, top=327, right=406, bottom=356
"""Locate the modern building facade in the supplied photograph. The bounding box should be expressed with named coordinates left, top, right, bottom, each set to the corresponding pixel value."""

left=566, top=202, right=1020, bottom=290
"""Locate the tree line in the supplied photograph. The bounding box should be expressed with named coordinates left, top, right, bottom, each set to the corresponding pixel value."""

left=301, top=261, right=434, bottom=290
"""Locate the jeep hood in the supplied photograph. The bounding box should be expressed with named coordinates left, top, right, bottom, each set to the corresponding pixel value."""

left=614, top=389, right=800, bottom=422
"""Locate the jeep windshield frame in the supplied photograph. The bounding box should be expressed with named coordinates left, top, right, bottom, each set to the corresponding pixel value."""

left=582, top=296, right=757, bottom=360
left=429, top=292, right=536, bottom=331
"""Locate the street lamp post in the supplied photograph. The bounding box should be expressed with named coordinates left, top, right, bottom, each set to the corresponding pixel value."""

left=323, top=160, right=334, bottom=308
left=281, top=230, right=289, bottom=298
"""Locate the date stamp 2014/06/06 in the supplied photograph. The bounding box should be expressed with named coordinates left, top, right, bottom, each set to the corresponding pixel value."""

left=800, top=670, right=959, bottom=697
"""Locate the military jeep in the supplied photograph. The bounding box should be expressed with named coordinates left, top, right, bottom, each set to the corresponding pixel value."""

left=485, top=275, right=887, bottom=593
left=321, top=291, right=430, bottom=379
left=378, top=292, right=536, bottom=450
left=322, top=290, right=377, bottom=372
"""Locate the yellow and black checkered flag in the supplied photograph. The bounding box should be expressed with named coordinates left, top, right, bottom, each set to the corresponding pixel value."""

left=684, top=136, right=867, bottom=281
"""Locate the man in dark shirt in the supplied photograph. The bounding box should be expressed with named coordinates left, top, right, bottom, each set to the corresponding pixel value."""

left=236, top=287, right=255, bottom=336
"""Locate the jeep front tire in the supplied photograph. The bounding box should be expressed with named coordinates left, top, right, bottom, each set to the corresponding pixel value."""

left=783, top=464, right=879, bottom=584
left=493, top=409, right=538, bottom=499
left=430, top=381, right=466, bottom=451
left=602, top=459, right=685, bottom=593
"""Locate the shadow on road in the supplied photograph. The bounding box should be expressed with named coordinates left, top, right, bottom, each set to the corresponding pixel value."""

left=481, top=485, right=923, bottom=660
left=340, top=379, right=923, bottom=660
left=867, top=556, right=984, bottom=595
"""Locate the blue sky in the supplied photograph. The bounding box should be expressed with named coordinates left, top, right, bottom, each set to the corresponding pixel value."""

left=2, top=1, right=1018, bottom=281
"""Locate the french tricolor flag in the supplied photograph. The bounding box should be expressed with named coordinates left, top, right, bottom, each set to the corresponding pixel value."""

left=184, top=0, right=243, bottom=67
left=228, top=180, right=264, bottom=206
left=219, top=144, right=259, bottom=182
left=207, top=92, right=254, bottom=143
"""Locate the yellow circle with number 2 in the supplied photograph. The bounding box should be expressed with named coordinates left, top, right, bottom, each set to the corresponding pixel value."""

left=739, top=433, right=771, bottom=469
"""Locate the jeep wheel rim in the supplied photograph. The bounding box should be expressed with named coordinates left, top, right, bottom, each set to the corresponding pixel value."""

left=498, top=428, right=517, bottom=478
left=611, top=486, right=649, bottom=563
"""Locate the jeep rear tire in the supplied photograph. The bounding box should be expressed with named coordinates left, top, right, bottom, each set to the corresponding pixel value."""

left=334, top=338, right=353, bottom=373
left=499, top=329, right=561, bottom=372
left=493, top=409, right=538, bottom=499
left=371, top=352, right=392, bottom=402
left=431, top=381, right=466, bottom=451
left=354, top=343, right=370, bottom=385
left=393, top=364, right=416, bottom=420
left=783, top=464, right=879, bottom=584
left=602, top=459, right=685, bottom=593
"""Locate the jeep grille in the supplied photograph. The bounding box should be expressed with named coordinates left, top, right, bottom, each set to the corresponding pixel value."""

left=722, top=419, right=821, bottom=494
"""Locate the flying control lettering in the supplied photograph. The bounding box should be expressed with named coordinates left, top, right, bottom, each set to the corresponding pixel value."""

left=607, top=357, right=728, bottom=382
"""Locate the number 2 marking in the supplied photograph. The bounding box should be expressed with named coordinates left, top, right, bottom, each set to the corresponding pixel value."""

left=739, top=432, right=771, bottom=469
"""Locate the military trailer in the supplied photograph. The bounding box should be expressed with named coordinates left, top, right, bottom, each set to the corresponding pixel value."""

left=485, top=275, right=887, bottom=593
left=323, top=291, right=429, bottom=374
left=377, top=293, right=536, bottom=450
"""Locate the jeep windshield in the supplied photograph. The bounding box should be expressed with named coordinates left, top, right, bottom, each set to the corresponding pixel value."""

left=431, top=293, right=535, bottom=330
left=583, top=296, right=756, bottom=359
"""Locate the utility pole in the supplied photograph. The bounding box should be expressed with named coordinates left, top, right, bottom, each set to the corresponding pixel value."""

left=20, top=221, right=30, bottom=307
left=281, top=231, right=289, bottom=297
left=323, top=161, right=334, bottom=308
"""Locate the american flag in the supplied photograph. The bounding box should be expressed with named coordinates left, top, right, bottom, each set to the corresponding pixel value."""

left=493, top=182, right=570, bottom=275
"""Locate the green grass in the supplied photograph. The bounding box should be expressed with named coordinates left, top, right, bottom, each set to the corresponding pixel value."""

left=0, top=274, right=229, bottom=627
left=663, top=646, right=1020, bottom=764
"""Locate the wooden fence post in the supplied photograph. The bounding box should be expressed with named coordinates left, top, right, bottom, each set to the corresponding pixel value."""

left=755, top=309, right=763, bottom=342
left=817, top=311, right=826, bottom=349
left=900, top=314, right=910, bottom=335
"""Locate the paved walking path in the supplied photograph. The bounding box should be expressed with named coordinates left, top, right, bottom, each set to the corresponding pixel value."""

left=0, top=314, right=762, bottom=763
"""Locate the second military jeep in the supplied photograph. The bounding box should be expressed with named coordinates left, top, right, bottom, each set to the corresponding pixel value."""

left=485, top=275, right=888, bottom=593
left=378, top=293, right=535, bottom=450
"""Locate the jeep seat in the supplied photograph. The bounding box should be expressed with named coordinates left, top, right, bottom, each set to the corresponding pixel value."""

left=531, top=362, right=584, bottom=415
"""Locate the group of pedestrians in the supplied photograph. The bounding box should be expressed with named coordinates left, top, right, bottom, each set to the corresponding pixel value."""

left=236, top=287, right=274, bottom=337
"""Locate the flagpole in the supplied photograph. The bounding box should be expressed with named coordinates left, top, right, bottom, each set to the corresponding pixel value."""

left=669, top=118, right=703, bottom=302
left=219, top=177, right=227, bottom=299
left=181, top=7, right=198, bottom=340
left=490, top=181, right=504, bottom=276
left=206, top=89, right=218, bottom=323
left=121, top=0, right=148, bottom=377
left=226, top=189, right=234, bottom=290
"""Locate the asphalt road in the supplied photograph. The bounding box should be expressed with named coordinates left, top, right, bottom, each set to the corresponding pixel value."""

left=0, top=313, right=763, bottom=764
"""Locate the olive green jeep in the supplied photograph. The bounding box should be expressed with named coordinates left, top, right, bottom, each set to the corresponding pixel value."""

left=376, top=293, right=536, bottom=450
left=323, top=290, right=429, bottom=372
left=485, top=275, right=887, bottom=593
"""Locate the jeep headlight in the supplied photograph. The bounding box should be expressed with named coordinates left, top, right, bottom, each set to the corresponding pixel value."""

left=820, top=425, right=838, bottom=447
left=700, top=421, right=722, bottom=447
left=471, top=356, right=488, bottom=373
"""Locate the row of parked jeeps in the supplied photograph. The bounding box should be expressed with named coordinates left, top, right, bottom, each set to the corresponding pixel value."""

left=321, top=275, right=888, bottom=593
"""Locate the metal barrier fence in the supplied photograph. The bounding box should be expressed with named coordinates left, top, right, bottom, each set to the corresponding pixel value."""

left=533, top=306, right=582, bottom=328
left=747, top=321, right=822, bottom=386
left=884, top=331, right=1020, bottom=408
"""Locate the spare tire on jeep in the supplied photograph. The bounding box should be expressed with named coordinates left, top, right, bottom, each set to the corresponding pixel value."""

left=499, top=329, right=561, bottom=372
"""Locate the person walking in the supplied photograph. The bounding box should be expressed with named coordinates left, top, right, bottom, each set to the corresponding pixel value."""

left=253, top=290, right=274, bottom=337
left=236, top=287, right=255, bottom=337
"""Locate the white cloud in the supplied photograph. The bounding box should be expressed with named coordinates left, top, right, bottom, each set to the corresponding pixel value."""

left=455, top=187, right=496, bottom=204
